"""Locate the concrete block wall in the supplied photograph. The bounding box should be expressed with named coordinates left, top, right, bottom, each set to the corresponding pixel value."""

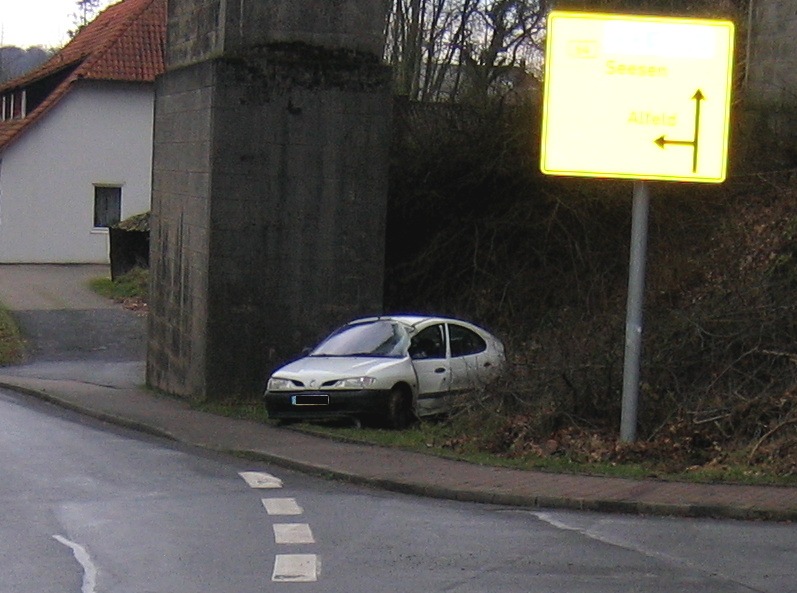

left=203, top=52, right=392, bottom=396
left=166, top=0, right=390, bottom=68
left=149, top=0, right=392, bottom=401
left=746, top=0, right=797, bottom=107
left=742, top=0, right=797, bottom=167
left=147, top=62, right=214, bottom=399
left=166, top=0, right=225, bottom=67
left=222, top=1, right=389, bottom=57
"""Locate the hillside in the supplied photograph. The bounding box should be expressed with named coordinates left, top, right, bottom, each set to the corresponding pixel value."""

left=0, top=46, right=51, bottom=82
left=385, top=101, right=796, bottom=478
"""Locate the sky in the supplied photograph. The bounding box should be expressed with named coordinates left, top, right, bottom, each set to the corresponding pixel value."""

left=0, top=0, right=115, bottom=49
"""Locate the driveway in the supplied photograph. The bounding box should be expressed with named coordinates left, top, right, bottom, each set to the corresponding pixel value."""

left=0, top=265, right=146, bottom=387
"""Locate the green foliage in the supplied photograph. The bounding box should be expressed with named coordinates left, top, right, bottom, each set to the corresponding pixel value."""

left=115, top=211, right=150, bottom=232
left=89, top=267, right=149, bottom=301
left=0, top=304, right=25, bottom=366
left=196, top=399, right=271, bottom=423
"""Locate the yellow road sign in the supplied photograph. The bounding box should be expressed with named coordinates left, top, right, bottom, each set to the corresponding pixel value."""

left=540, top=11, right=735, bottom=183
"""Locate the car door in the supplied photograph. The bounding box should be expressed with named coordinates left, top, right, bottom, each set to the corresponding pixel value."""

left=408, top=323, right=451, bottom=415
left=447, top=322, right=492, bottom=394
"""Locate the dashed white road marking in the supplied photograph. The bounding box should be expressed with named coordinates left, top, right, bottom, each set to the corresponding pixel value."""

left=242, top=472, right=319, bottom=582
left=262, top=497, right=303, bottom=516
left=53, top=535, right=98, bottom=593
left=239, top=471, right=283, bottom=489
left=273, top=523, right=315, bottom=545
left=273, top=554, right=319, bottom=582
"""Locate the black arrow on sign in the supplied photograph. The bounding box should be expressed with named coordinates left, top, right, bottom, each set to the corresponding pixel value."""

left=654, top=90, right=705, bottom=173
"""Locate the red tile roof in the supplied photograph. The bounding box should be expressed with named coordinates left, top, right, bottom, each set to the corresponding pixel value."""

left=0, top=0, right=166, bottom=151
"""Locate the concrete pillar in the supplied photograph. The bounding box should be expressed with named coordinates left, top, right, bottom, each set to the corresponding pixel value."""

left=148, top=0, right=392, bottom=400
left=741, top=0, right=797, bottom=168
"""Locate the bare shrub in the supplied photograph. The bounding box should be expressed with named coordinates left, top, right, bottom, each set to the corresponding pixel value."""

left=387, top=98, right=797, bottom=476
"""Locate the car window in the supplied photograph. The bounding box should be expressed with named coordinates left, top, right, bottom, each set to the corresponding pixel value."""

left=409, top=324, right=446, bottom=360
left=311, top=320, right=409, bottom=357
left=448, top=324, right=487, bottom=357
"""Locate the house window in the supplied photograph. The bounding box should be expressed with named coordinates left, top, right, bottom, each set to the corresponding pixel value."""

left=93, top=185, right=122, bottom=228
left=0, top=91, right=25, bottom=121
left=15, top=90, right=26, bottom=119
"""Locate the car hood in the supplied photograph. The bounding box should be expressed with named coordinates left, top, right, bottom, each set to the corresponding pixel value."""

left=273, top=356, right=409, bottom=382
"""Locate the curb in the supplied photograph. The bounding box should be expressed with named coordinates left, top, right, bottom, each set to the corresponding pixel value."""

left=222, top=448, right=797, bottom=522
left=0, top=381, right=179, bottom=443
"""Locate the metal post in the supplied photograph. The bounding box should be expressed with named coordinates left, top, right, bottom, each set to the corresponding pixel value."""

left=621, top=181, right=650, bottom=442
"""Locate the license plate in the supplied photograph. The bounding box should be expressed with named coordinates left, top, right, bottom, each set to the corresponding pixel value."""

left=292, top=394, right=329, bottom=406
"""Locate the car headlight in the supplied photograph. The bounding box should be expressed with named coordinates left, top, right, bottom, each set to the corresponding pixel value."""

left=332, top=376, right=377, bottom=389
left=267, top=377, right=297, bottom=391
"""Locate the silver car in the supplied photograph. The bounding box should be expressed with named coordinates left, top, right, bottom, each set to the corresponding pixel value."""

left=264, top=315, right=506, bottom=428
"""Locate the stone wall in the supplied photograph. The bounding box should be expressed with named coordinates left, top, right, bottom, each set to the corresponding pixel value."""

left=167, top=0, right=388, bottom=68
left=148, top=62, right=213, bottom=398
left=149, top=0, right=392, bottom=400
left=742, top=0, right=797, bottom=168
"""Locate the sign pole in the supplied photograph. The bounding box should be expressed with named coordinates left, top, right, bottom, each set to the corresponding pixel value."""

left=539, top=11, right=734, bottom=442
left=621, top=180, right=650, bottom=442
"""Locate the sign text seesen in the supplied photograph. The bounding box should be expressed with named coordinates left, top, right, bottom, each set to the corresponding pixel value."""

left=540, top=12, right=735, bottom=183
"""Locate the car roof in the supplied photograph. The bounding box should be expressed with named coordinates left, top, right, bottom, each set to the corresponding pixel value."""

left=348, top=315, right=472, bottom=329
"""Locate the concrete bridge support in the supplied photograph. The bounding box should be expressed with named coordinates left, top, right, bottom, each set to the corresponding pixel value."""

left=147, top=0, right=392, bottom=400
left=741, top=0, right=797, bottom=168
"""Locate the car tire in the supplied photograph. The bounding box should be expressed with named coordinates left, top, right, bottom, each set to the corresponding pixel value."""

left=387, top=386, right=414, bottom=430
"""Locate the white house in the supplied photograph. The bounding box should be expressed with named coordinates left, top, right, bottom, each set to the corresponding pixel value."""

left=0, top=0, right=165, bottom=263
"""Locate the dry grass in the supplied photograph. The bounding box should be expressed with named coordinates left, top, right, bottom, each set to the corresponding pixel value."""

left=0, top=304, right=25, bottom=366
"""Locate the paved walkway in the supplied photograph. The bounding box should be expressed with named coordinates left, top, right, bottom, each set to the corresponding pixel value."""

left=0, top=264, right=113, bottom=310
left=0, top=265, right=795, bottom=522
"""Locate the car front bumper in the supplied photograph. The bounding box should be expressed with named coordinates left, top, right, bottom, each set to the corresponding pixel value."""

left=264, top=389, right=392, bottom=421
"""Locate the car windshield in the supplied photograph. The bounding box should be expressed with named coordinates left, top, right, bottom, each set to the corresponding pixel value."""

left=310, top=320, right=410, bottom=358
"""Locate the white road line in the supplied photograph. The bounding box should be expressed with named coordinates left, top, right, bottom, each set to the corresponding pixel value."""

left=262, top=497, right=303, bottom=516
left=532, top=512, right=707, bottom=571
left=238, top=471, right=283, bottom=489
left=273, top=554, right=318, bottom=582
left=273, top=523, right=315, bottom=545
left=53, top=535, right=98, bottom=593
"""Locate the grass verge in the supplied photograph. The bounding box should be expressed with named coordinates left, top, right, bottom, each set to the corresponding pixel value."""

left=193, top=399, right=797, bottom=487
left=89, top=267, right=149, bottom=301
left=0, top=303, right=25, bottom=366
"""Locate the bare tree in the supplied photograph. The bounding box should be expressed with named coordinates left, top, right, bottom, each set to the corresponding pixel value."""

left=70, top=0, right=104, bottom=38
left=386, top=0, right=547, bottom=103
left=458, top=0, right=547, bottom=101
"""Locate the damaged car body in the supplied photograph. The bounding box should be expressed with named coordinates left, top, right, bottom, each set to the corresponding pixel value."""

left=263, top=315, right=505, bottom=428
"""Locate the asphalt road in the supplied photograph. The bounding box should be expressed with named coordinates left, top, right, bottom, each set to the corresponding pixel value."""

left=0, top=265, right=145, bottom=385
left=4, top=386, right=796, bottom=593
left=1, top=265, right=796, bottom=592
left=0, top=265, right=116, bottom=311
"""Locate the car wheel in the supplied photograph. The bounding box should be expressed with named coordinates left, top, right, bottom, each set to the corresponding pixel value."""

left=387, top=387, right=414, bottom=430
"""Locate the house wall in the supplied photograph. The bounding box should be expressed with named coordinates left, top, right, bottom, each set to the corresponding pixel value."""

left=0, top=82, right=154, bottom=263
